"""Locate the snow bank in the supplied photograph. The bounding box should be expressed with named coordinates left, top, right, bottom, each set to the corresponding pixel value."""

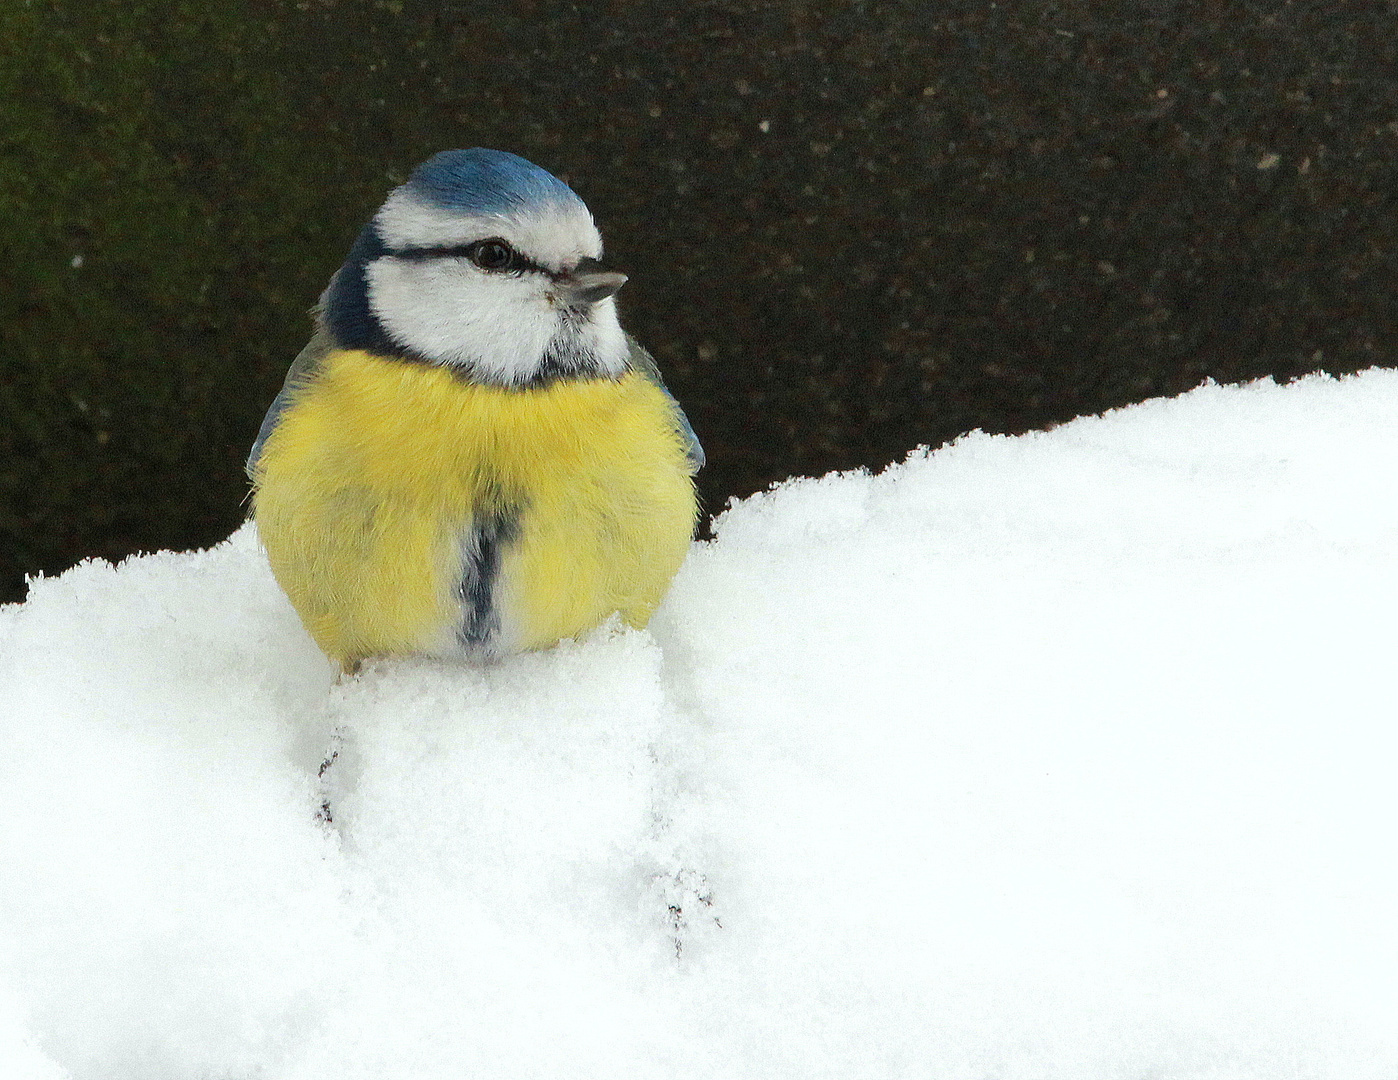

left=1, top=371, right=1394, bottom=1080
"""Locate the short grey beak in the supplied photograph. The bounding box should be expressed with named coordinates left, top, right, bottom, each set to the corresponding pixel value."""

left=558, top=257, right=628, bottom=305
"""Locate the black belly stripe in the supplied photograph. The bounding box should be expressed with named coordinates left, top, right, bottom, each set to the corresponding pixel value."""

left=458, top=506, right=520, bottom=648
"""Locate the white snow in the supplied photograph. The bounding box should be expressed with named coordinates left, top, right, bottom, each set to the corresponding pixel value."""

left=1, top=370, right=1394, bottom=1080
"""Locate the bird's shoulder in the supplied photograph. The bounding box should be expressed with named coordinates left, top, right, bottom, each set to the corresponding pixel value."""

left=623, top=335, right=705, bottom=474
left=245, top=322, right=337, bottom=478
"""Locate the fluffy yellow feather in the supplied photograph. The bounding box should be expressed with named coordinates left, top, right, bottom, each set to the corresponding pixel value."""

left=251, top=348, right=697, bottom=667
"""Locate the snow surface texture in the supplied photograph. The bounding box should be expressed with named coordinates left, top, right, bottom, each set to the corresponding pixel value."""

left=1, top=371, right=1395, bottom=1080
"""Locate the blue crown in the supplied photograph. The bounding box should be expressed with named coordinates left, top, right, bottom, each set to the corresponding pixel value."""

left=405, top=148, right=582, bottom=216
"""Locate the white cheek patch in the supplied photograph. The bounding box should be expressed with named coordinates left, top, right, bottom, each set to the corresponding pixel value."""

left=365, top=257, right=630, bottom=384
left=366, top=257, right=559, bottom=382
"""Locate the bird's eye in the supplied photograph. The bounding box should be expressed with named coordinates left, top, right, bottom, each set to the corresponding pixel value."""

left=468, top=239, right=514, bottom=271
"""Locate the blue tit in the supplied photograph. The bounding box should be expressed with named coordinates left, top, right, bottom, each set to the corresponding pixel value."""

left=246, top=148, right=704, bottom=671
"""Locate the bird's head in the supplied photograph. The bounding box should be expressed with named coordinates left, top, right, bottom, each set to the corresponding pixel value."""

left=323, top=148, right=630, bottom=386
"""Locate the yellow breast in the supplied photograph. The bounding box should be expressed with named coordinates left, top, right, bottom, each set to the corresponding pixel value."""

left=251, top=349, right=697, bottom=666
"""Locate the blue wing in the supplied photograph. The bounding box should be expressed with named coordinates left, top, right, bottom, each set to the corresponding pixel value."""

left=245, top=325, right=335, bottom=479
left=625, top=336, right=705, bottom=474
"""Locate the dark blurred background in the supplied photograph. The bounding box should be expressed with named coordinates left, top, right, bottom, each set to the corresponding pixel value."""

left=2, top=0, right=1396, bottom=601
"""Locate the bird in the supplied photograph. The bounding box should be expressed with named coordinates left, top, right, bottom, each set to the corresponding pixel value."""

left=246, top=148, right=703, bottom=672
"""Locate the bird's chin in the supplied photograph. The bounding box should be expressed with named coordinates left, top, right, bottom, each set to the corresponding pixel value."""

left=521, top=325, right=621, bottom=386
left=427, top=320, right=626, bottom=388
left=535, top=305, right=628, bottom=383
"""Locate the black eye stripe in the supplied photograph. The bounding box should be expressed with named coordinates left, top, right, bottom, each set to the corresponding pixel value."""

left=392, top=241, right=553, bottom=277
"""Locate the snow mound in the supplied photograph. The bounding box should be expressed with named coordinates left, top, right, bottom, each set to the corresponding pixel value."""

left=2, top=371, right=1394, bottom=1080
